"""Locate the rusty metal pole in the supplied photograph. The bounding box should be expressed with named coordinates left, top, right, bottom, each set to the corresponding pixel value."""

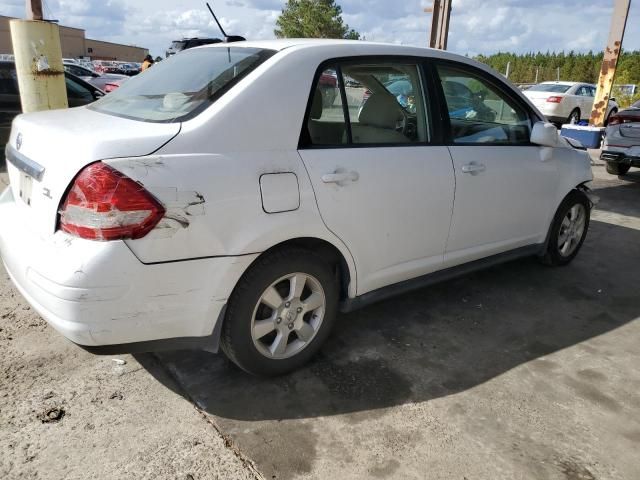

left=589, top=0, right=630, bottom=127
left=26, top=0, right=44, bottom=21
left=425, top=0, right=452, bottom=50
left=425, top=0, right=441, bottom=48
left=438, top=0, right=452, bottom=50
left=10, top=0, right=67, bottom=113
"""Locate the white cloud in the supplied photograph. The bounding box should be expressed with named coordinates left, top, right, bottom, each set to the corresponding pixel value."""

left=0, top=0, right=638, bottom=58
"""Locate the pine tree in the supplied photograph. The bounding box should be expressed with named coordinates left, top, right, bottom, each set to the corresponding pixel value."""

left=274, top=0, right=360, bottom=40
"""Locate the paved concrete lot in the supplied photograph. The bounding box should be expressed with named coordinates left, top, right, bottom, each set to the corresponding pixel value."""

left=1, top=163, right=639, bottom=479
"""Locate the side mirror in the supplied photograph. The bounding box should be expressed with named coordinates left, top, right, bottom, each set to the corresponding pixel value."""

left=530, top=121, right=558, bottom=147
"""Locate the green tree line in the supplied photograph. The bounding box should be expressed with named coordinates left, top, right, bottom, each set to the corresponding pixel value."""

left=474, top=50, right=640, bottom=86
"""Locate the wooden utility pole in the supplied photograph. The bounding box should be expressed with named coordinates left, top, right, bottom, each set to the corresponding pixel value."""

left=26, top=0, right=44, bottom=21
left=589, top=0, right=631, bottom=126
left=424, top=0, right=452, bottom=50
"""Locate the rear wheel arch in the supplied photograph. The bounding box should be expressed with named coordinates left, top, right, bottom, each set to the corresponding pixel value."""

left=234, top=237, right=354, bottom=304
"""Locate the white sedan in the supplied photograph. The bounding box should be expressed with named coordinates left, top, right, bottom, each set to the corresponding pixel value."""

left=0, top=40, right=593, bottom=376
left=523, top=81, right=618, bottom=125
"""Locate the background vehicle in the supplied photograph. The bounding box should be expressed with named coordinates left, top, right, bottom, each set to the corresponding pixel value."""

left=63, top=61, right=129, bottom=91
left=165, top=37, right=221, bottom=57
left=318, top=71, right=337, bottom=107
left=117, top=63, right=140, bottom=76
left=0, top=41, right=593, bottom=376
left=0, top=60, right=103, bottom=160
left=523, top=81, right=618, bottom=125
left=601, top=99, right=640, bottom=175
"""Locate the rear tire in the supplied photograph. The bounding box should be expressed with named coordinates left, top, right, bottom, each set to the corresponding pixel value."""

left=567, top=108, right=580, bottom=125
left=606, top=162, right=630, bottom=175
left=540, top=190, right=590, bottom=266
left=604, top=108, right=617, bottom=126
left=220, top=247, right=339, bottom=376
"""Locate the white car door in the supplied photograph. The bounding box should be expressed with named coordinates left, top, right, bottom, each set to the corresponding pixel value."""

left=298, top=61, right=455, bottom=295
left=434, top=63, right=561, bottom=267
left=576, top=85, right=592, bottom=121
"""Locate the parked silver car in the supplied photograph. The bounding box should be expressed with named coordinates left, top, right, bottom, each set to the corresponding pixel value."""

left=601, top=100, right=640, bottom=175
left=62, top=62, right=128, bottom=92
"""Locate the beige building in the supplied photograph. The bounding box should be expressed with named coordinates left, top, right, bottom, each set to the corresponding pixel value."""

left=0, top=15, right=148, bottom=61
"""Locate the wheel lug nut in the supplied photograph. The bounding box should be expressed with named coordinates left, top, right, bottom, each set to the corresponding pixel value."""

left=297, top=307, right=302, bottom=313
left=285, top=302, right=291, bottom=308
left=288, top=323, right=294, bottom=329
left=276, top=317, right=282, bottom=324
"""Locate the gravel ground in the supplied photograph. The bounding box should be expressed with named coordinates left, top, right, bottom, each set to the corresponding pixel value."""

left=1, top=160, right=639, bottom=480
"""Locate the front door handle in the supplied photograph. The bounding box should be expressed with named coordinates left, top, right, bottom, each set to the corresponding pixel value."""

left=322, top=170, right=360, bottom=185
left=461, top=163, right=486, bottom=174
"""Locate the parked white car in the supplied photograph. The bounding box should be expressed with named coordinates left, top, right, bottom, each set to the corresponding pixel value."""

left=523, top=81, right=618, bottom=125
left=0, top=40, right=594, bottom=375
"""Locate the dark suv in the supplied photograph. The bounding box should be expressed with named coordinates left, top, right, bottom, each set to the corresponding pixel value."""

left=165, top=38, right=222, bottom=57
left=0, top=61, right=104, bottom=161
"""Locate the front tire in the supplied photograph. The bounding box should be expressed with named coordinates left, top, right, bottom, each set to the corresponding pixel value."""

left=541, top=190, right=590, bottom=266
left=606, top=162, right=630, bottom=175
left=220, top=247, right=339, bottom=376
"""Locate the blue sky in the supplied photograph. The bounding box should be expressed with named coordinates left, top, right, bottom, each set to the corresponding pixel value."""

left=2, top=0, right=639, bottom=58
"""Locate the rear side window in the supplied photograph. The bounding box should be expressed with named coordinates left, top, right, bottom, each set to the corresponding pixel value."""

left=65, top=76, right=94, bottom=100
left=304, top=61, right=429, bottom=147
left=437, top=65, right=531, bottom=145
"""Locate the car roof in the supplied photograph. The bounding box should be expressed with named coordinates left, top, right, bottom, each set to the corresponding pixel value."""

left=194, top=38, right=491, bottom=70
left=538, top=81, right=590, bottom=87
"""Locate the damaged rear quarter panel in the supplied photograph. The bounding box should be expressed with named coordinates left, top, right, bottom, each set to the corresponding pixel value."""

left=104, top=151, right=335, bottom=265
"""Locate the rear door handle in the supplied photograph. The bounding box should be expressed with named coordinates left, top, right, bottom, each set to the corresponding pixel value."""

left=461, top=163, right=486, bottom=174
left=322, top=170, right=360, bottom=185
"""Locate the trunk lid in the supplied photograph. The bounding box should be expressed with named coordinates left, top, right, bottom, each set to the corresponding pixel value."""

left=5, top=106, right=180, bottom=237
left=523, top=90, right=562, bottom=107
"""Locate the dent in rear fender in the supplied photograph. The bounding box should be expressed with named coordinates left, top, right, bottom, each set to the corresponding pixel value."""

left=107, top=152, right=358, bottom=297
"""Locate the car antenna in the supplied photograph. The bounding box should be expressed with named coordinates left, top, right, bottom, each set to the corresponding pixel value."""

left=206, top=2, right=246, bottom=43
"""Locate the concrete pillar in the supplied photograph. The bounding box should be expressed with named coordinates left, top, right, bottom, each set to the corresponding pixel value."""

left=10, top=19, right=68, bottom=114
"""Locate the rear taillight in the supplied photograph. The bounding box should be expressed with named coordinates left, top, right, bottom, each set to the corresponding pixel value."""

left=608, top=114, right=636, bottom=125
left=546, top=96, right=563, bottom=103
left=59, top=162, right=165, bottom=241
left=104, top=83, right=118, bottom=93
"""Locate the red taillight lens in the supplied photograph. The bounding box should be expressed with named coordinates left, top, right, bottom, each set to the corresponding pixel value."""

left=608, top=115, right=622, bottom=125
left=104, top=83, right=118, bottom=93
left=546, top=96, right=563, bottom=103
left=59, top=163, right=165, bottom=241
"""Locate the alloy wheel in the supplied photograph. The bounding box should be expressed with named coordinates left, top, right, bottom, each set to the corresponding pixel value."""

left=557, top=204, right=586, bottom=257
left=250, top=272, right=326, bottom=359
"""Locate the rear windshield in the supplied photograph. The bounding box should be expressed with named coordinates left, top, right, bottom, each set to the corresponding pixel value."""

left=527, top=84, right=572, bottom=93
left=90, top=47, right=275, bottom=123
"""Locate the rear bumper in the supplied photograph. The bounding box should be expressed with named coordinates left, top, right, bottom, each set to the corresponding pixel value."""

left=0, top=186, right=257, bottom=350
left=601, top=150, right=640, bottom=168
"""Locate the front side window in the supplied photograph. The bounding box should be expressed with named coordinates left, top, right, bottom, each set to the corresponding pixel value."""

left=305, top=61, right=428, bottom=146
left=90, top=47, right=275, bottom=122
left=437, top=65, right=531, bottom=144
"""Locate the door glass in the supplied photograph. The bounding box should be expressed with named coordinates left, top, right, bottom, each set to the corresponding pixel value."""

left=306, top=66, right=347, bottom=146
left=437, top=65, right=531, bottom=144
left=342, top=63, right=427, bottom=144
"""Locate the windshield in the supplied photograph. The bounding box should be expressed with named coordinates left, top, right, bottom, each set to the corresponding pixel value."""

left=90, top=47, right=275, bottom=123
left=527, top=84, right=572, bottom=93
